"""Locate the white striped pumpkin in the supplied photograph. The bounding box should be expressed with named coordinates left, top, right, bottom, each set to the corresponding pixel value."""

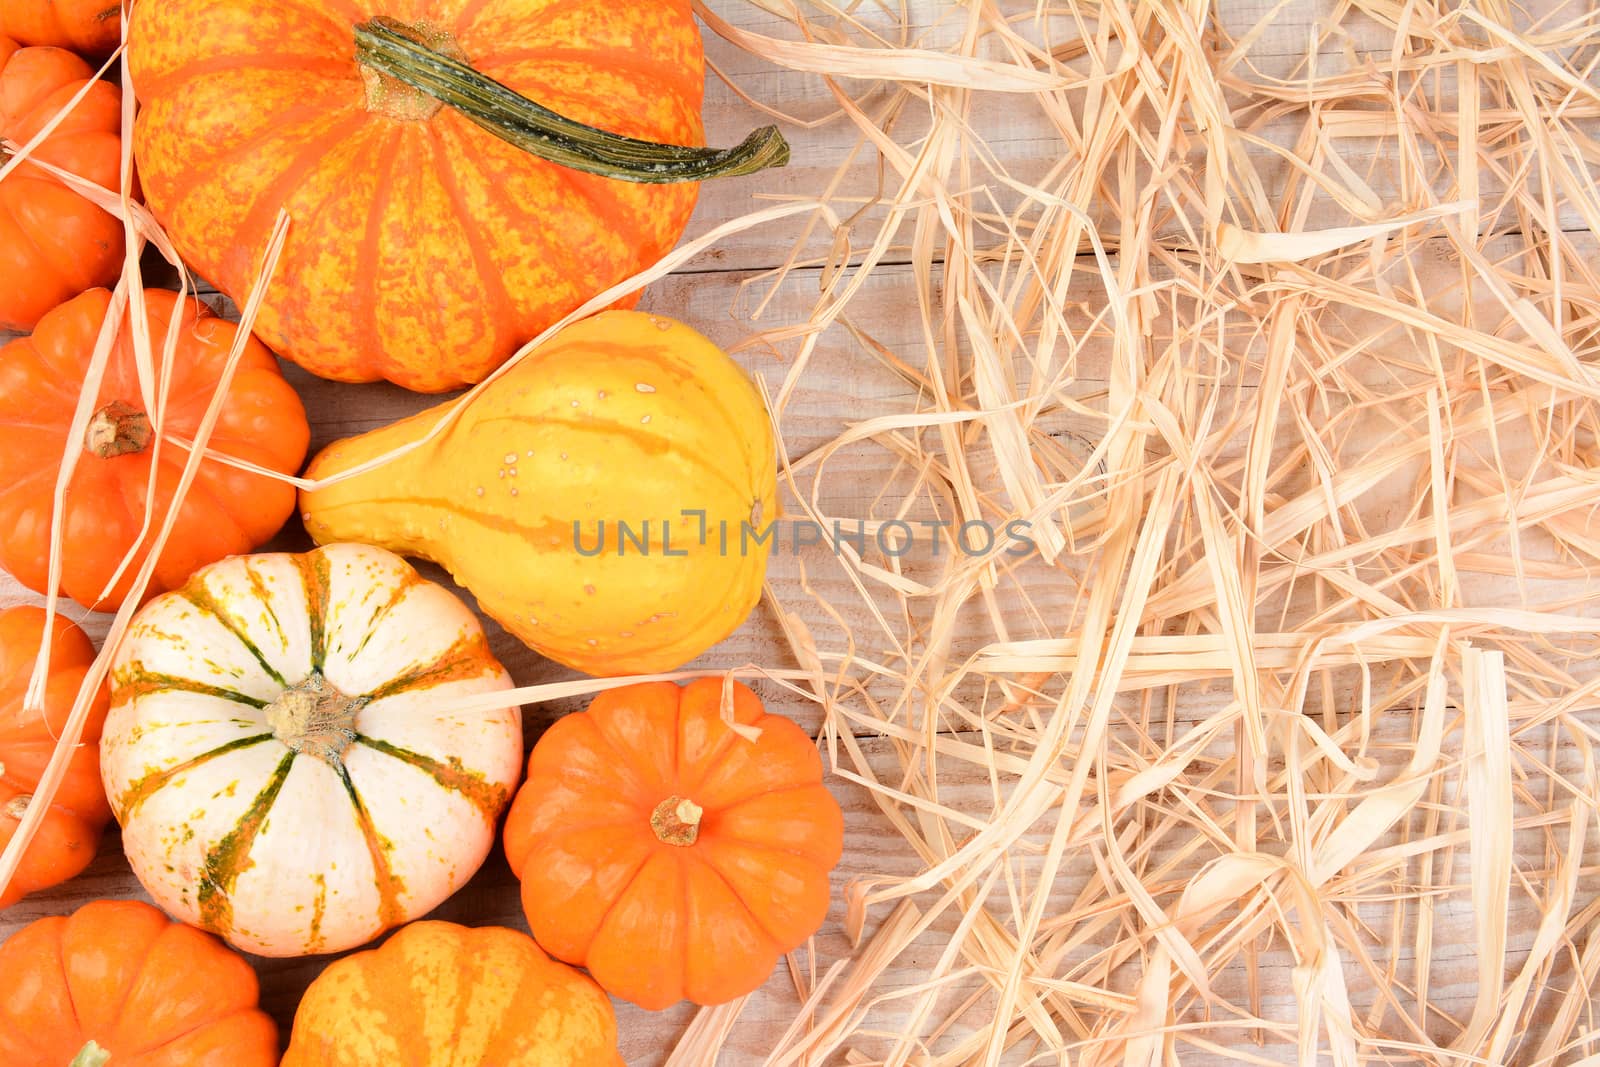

left=100, top=543, right=523, bottom=957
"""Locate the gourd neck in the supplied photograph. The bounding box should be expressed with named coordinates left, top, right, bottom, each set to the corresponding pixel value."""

left=650, top=795, right=703, bottom=846
left=351, top=17, right=789, bottom=184
left=85, top=401, right=152, bottom=458
left=70, top=1041, right=112, bottom=1067
left=265, top=672, right=367, bottom=764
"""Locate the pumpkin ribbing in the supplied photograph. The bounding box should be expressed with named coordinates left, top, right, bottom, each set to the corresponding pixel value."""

left=282, top=922, right=626, bottom=1066
left=0, top=900, right=278, bottom=1065
left=0, top=0, right=122, bottom=55
left=0, top=39, right=126, bottom=331
left=0, top=607, right=111, bottom=909
left=130, top=0, right=747, bottom=391
left=504, top=679, right=845, bottom=1009
left=101, top=544, right=524, bottom=957
left=0, top=289, right=309, bottom=610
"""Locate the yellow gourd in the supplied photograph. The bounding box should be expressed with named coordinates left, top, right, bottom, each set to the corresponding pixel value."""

left=299, top=311, right=778, bottom=676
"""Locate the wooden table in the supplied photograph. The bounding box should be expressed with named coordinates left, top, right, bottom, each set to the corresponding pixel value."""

left=6, top=0, right=1600, bottom=1063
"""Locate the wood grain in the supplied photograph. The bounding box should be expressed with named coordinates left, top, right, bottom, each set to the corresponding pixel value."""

left=4, top=0, right=1600, bottom=1063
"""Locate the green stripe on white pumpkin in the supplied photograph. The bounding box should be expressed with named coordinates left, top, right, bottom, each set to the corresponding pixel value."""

left=101, top=544, right=523, bottom=958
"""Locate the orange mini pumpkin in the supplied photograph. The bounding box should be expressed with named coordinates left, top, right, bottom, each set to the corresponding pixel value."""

left=283, top=921, right=623, bottom=1066
left=0, top=899, right=277, bottom=1066
left=0, top=37, right=125, bottom=332
left=0, top=1, right=121, bottom=56
left=504, top=678, right=844, bottom=1009
left=0, top=606, right=109, bottom=909
left=0, top=288, right=309, bottom=610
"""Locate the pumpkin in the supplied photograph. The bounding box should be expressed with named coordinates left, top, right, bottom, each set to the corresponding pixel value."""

left=0, top=898, right=277, bottom=1066
left=300, top=310, right=778, bottom=677
left=129, top=1, right=786, bottom=393
left=504, top=678, right=843, bottom=1009
left=0, top=606, right=109, bottom=908
left=0, top=37, right=125, bottom=332
left=100, top=543, right=525, bottom=957
left=0, top=0, right=120, bottom=56
left=0, top=287, right=309, bottom=611
left=283, top=920, right=624, bottom=1065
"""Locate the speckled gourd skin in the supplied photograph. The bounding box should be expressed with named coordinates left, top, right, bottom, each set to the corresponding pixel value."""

left=128, top=0, right=704, bottom=392
left=282, top=921, right=624, bottom=1066
left=299, top=310, right=778, bottom=677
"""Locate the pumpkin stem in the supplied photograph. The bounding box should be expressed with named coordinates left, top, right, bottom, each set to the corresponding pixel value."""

left=352, top=18, right=789, bottom=184
left=650, top=795, right=703, bottom=846
left=85, top=401, right=153, bottom=459
left=265, top=671, right=368, bottom=765
left=70, top=1041, right=112, bottom=1067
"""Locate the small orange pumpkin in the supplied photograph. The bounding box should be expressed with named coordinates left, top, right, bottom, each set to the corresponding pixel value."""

left=0, top=605, right=110, bottom=909
left=283, top=921, right=624, bottom=1066
left=0, top=37, right=126, bottom=331
left=504, top=678, right=844, bottom=1009
left=0, top=899, right=277, bottom=1066
left=0, top=1, right=121, bottom=56
left=0, top=287, right=309, bottom=610
left=0, top=0, right=120, bottom=56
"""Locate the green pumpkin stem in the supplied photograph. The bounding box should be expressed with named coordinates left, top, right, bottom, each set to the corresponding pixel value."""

left=352, top=18, right=790, bottom=184
left=70, top=1041, right=112, bottom=1067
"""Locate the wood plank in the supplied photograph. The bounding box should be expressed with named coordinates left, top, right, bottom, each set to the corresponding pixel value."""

left=6, top=218, right=1600, bottom=1061
left=685, top=0, right=1600, bottom=277
left=5, top=0, right=1600, bottom=1062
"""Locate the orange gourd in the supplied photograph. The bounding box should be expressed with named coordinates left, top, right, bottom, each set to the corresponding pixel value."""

left=282, top=921, right=624, bottom=1066
left=0, top=899, right=277, bottom=1066
left=0, top=37, right=125, bottom=332
left=0, top=288, right=309, bottom=610
left=0, top=606, right=109, bottom=909
left=129, top=0, right=786, bottom=392
left=0, top=1, right=121, bottom=56
left=504, top=678, right=844, bottom=1009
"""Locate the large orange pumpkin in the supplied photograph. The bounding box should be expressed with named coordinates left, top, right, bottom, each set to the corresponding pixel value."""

left=0, top=606, right=110, bottom=909
left=0, top=899, right=278, bottom=1066
left=0, top=288, right=309, bottom=610
left=0, top=37, right=125, bottom=332
left=0, top=0, right=121, bottom=57
left=504, top=678, right=844, bottom=1009
left=129, top=1, right=785, bottom=392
